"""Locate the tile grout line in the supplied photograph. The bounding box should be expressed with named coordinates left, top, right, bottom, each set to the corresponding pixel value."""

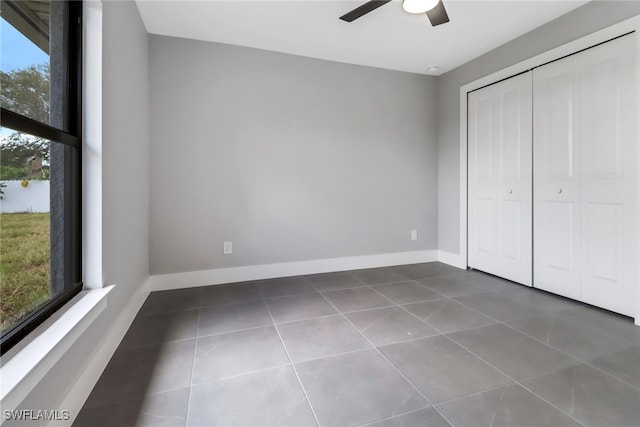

left=518, top=350, right=640, bottom=392
left=190, top=292, right=486, bottom=357
left=189, top=362, right=292, bottom=385
left=184, top=307, right=201, bottom=427
left=403, top=290, right=590, bottom=425
left=437, top=332, right=587, bottom=427
left=393, top=289, right=587, bottom=424
left=89, top=267, right=634, bottom=426
left=155, top=275, right=566, bottom=353
left=346, top=274, right=410, bottom=309
left=426, top=381, right=525, bottom=407
left=364, top=284, right=468, bottom=338
left=345, top=270, right=419, bottom=287
left=137, top=305, right=201, bottom=319
left=271, top=295, right=440, bottom=327
left=462, top=294, right=640, bottom=390
left=318, top=292, right=396, bottom=312
left=262, top=297, right=323, bottom=427
left=448, top=293, right=640, bottom=391
left=156, top=268, right=635, bottom=425
left=273, top=311, right=340, bottom=326
left=314, top=281, right=447, bottom=425
left=351, top=406, right=439, bottom=427
left=288, top=346, right=374, bottom=365
left=195, top=299, right=274, bottom=339
left=360, top=278, right=588, bottom=427
left=317, top=272, right=481, bottom=427
left=301, top=272, right=371, bottom=293
left=399, top=300, right=498, bottom=336
left=580, top=357, right=640, bottom=391
left=263, top=288, right=336, bottom=300
left=423, top=294, right=629, bottom=424
left=357, top=282, right=511, bottom=427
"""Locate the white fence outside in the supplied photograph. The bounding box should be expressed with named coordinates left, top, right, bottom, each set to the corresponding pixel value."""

left=0, top=180, right=50, bottom=213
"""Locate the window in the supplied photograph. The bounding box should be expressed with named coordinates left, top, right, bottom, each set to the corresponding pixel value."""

left=0, top=1, right=82, bottom=354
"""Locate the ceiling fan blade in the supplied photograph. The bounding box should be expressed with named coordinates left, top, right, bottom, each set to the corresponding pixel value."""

left=426, top=0, right=449, bottom=26
left=339, top=0, right=392, bottom=22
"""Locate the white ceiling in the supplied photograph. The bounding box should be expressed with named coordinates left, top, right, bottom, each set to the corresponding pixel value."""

left=134, top=0, right=590, bottom=75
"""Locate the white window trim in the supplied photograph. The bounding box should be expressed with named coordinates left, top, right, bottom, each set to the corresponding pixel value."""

left=0, top=1, right=113, bottom=413
left=0, top=286, right=114, bottom=411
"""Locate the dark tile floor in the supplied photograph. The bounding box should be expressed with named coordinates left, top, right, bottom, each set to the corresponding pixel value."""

left=75, top=262, right=640, bottom=427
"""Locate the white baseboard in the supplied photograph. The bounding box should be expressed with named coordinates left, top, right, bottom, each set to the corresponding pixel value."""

left=59, top=278, right=151, bottom=426
left=437, top=250, right=467, bottom=270
left=149, top=250, right=439, bottom=292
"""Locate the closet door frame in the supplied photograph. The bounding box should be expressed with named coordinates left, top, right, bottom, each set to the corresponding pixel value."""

left=456, top=16, right=640, bottom=324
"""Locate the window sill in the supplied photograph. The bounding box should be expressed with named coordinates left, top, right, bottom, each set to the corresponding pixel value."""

left=0, top=285, right=114, bottom=410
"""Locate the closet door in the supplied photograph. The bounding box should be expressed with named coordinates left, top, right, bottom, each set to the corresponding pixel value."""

left=533, top=53, right=582, bottom=299
left=534, top=34, right=637, bottom=316
left=468, top=72, right=532, bottom=286
left=578, top=35, right=637, bottom=316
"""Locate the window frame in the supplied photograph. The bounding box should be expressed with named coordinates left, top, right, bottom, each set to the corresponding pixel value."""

left=0, top=0, right=83, bottom=354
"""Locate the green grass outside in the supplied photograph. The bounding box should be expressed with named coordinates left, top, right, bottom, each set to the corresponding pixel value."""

left=0, top=213, right=50, bottom=333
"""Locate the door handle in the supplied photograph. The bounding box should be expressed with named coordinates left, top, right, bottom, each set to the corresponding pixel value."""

left=557, top=188, right=563, bottom=194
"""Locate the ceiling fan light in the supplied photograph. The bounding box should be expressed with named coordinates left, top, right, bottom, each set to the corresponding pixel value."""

left=402, top=0, right=440, bottom=14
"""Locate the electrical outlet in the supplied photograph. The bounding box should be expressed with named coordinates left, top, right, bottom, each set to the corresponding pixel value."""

left=411, top=229, right=418, bottom=241
left=223, top=241, right=233, bottom=255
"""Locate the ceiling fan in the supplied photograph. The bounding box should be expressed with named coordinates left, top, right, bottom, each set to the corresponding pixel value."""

left=340, top=0, right=450, bottom=27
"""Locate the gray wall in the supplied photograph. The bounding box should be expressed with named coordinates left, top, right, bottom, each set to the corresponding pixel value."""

left=14, top=1, right=150, bottom=418
left=149, top=36, right=438, bottom=274
left=101, top=0, right=150, bottom=293
left=437, top=0, right=640, bottom=255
